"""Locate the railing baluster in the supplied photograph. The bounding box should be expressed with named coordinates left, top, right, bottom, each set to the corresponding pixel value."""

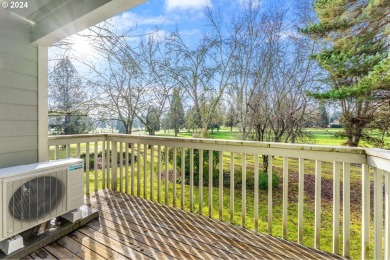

left=333, top=161, right=340, bottom=255
left=86, top=142, right=90, bottom=195
left=150, top=145, right=154, bottom=201
left=181, top=148, right=185, bottom=209
left=209, top=150, right=213, bottom=218
left=131, top=143, right=135, bottom=195
left=144, top=143, right=147, bottom=198
left=374, top=168, right=383, bottom=260
left=219, top=151, right=224, bottom=221
left=242, top=153, right=246, bottom=227
left=165, top=146, right=169, bottom=205
left=268, top=155, right=273, bottom=235
left=343, top=162, right=350, bottom=257
left=55, top=145, right=59, bottom=160
left=94, top=141, right=98, bottom=192
left=112, top=141, right=117, bottom=191
left=315, top=160, right=321, bottom=249
left=298, top=158, right=304, bottom=244
left=254, top=154, right=259, bottom=231
left=125, top=142, right=129, bottom=194
left=76, top=143, right=80, bottom=158
left=199, top=149, right=203, bottom=215
left=106, top=141, right=110, bottom=189
left=173, top=147, right=177, bottom=207
left=137, top=143, right=141, bottom=197
left=282, top=157, right=288, bottom=239
left=190, top=148, right=194, bottom=212
left=230, top=152, right=234, bottom=223
left=102, top=141, right=106, bottom=189
left=385, top=171, right=390, bottom=260
left=119, top=142, right=123, bottom=192
left=66, top=144, right=70, bottom=158
left=362, top=164, right=370, bottom=259
left=157, top=145, right=161, bottom=203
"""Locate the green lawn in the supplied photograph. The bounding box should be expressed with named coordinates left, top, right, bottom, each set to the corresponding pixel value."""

left=153, top=127, right=389, bottom=148
left=50, top=139, right=378, bottom=259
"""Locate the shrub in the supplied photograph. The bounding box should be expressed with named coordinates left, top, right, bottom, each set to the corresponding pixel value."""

left=258, top=171, right=279, bottom=190
left=162, top=148, right=220, bottom=186
left=80, top=150, right=137, bottom=170
left=225, top=168, right=279, bottom=191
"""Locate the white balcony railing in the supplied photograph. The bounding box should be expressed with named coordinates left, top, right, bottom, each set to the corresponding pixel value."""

left=48, top=134, right=390, bottom=259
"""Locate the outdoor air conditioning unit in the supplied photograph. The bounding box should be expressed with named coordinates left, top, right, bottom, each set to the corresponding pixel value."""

left=0, top=158, right=84, bottom=254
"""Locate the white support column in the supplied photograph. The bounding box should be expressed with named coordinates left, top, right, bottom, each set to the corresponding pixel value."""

left=38, top=45, right=48, bottom=162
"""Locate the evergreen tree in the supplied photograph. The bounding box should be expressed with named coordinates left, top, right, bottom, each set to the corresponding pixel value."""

left=317, top=102, right=329, bottom=128
left=49, top=57, right=89, bottom=135
left=225, top=106, right=237, bottom=132
left=169, top=89, right=185, bottom=137
left=302, top=0, right=389, bottom=146
left=145, top=107, right=160, bottom=135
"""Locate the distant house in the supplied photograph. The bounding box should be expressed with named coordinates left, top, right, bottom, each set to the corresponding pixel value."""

left=328, top=119, right=342, bottom=128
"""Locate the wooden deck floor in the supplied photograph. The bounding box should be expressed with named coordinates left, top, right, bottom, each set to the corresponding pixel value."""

left=25, top=189, right=343, bottom=259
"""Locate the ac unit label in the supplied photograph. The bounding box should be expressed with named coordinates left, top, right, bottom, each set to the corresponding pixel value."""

left=69, top=164, right=83, bottom=171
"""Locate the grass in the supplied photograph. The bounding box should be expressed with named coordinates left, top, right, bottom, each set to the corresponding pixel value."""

left=50, top=140, right=379, bottom=260
left=153, top=127, right=390, bottom=148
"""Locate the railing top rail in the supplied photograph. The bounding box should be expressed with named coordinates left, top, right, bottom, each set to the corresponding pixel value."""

left=49, top=133, right=367, bottom=154
left=106, top=134, right=367, bottom=154
left=48, top=134, right=370, bottom=163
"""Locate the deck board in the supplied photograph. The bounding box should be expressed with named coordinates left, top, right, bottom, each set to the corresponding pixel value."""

left=28, top=189, right=344, bottom=259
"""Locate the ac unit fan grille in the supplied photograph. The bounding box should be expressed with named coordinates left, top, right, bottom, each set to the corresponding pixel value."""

left=8, top=176, right=65, bottom=222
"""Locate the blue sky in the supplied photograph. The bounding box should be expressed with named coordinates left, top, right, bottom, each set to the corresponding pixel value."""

left=109, top=0, right=292, bottom=42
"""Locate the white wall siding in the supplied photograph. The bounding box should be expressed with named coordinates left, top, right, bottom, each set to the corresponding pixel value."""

left=0, top=15, right=38, bottom=168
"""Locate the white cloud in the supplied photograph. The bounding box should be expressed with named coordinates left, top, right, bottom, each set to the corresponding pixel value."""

left=238, top=0, right=261, bottom=9
left=111, top=12, right=172, bottom=28
left=165, top=0, right=211, bottom=11
left=145, top=30, right=169, bottom=43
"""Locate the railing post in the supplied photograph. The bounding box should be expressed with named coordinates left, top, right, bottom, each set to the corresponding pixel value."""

left=362, top=163, right=370, bottom=259
left=332, top=161, right=340, bottom=254
left=66, top=144, right=70, bottom=158
left=102, top=141, right=106, bottom=189
left=230, top=152, right=234, bottom=223
left=94, top=141, right=98, bottom=192
left=120, top=142, right=124, bottom=192
left=219, top=151, right=224, bottom=222
left=181, top=148, right=185, bottom=209
left=144, top=143, right=147, bottom=198
left=267, top=155, right=273, bottom=235
left=173, top=147, right=177, bottom=207
left=150, top=145, right=154, bottom=201
left=165, top=146, right=169, bottom=204
left=385, top=171, right=390, bottom=260
left=137, top=143, right=141, bottom=196
left=254, top=154, right=259, bottom=231
left=282, top=157, right=288, bottom=239
left=131, top=143, right=135, bottom=195
left=314, top=160, right=321, bottom=249
left=298, top=158, right=304, bottom=244
left=374, top=168, right=383, bottom=260
left=125, top=142, right=129, bottom=194
left=157, top=145, right=161, bottom=202
left=85, top=142, right=90, bottom=195
left=111, top=141, right=117, bottom=191
left=55, top=145, right=59, bottom=160
left=343, top=162, right=350, bottom=257
left=190, top=148, right=194, bottom=212
left=199, top=149, right=203, bottom=215
left=209, top=150, right=214, bottom=218
left=242, top=153, right=246, bottom=227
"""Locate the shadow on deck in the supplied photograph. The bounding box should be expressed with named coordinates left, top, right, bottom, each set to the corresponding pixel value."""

left=25, top=189, right=344, bottom=259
